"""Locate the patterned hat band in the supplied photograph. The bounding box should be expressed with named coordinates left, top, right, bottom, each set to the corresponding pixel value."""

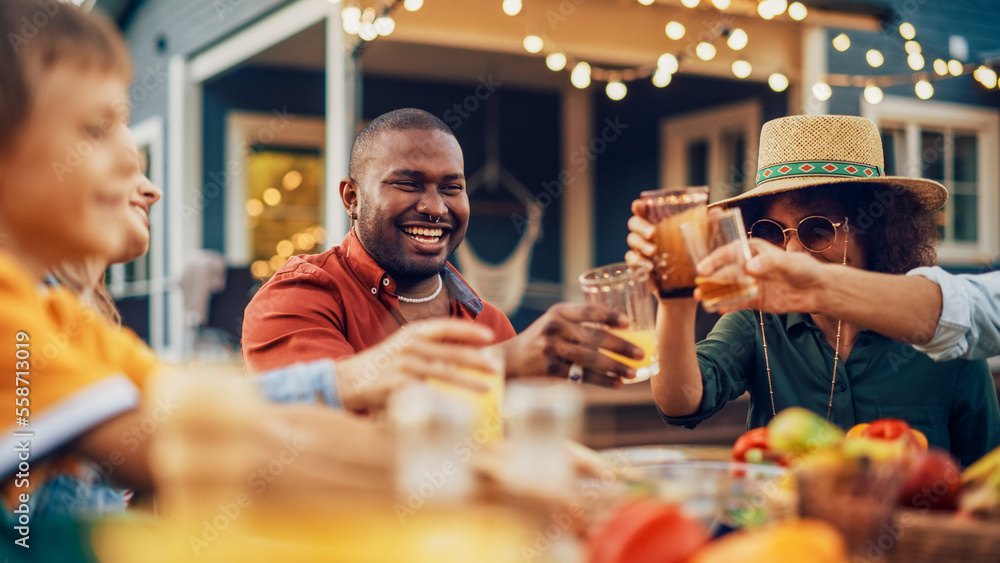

left=755, top=160, right=885, bottom=187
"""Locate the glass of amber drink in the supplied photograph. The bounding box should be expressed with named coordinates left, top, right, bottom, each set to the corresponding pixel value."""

left=427, top=347, right=505, bottom=443
left=578, top=263, right=657, bottom=383
left=679, top=208, right=758, bottom=312
left=640, top=187, right=710, bottom=298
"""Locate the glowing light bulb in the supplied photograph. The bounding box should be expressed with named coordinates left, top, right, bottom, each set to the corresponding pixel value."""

left=652, top=68, right=673, bottom=87
left=358, top=22, right=377, bottom=41
left=277, top=240, right=295, bottom=258
left=696, top=42, right=717, bottom=61
left=899, top=23, right=916, bottom=40
left=788, top=1, right=807, bottom=20
left=731, top=60, right=752, bottom=78
left=768, top=73, right=789, bottom=92
left=282, top=170, right=302, bottom=191
left=832, top=33, right=850, bottom=52
left=341, top=6, right=361, bottom=35
left=933, top=59, right=948, bottom=76
left=770, top=0, right=788, bottom=15
left=905, top=40, right=921, bottom=55
left=948, top=59, right=963, bottom=76
left=502, top=0, right=522, bottom=16
left=571, top=62, right=591, bottom=89
left=403, top=0, right=423, bottom=11
left=812, top=82, right=832, bottom=101
left=657, top=53, right=679, bottom=74
left=758, top=1, right=777, bottom=19
left=374, top=15, right=395, bottom=36
left=727, top=28, right=748, bottom=50
left=681, top=0, right=699, bottom=6
left=914, top=80, right=934, bottom=100
left=712, top=0, right=731, bottom=9
left=637, top=0, right=654, bottom=5
left=251, top=260, right=271, bottom=279
left=864, top=84, right=883, bottom=104
left=263, top=188, right=282, bottom=206
left=907, top=53, right=925, bottom=71
left=866, top=49, right=884, bottom=67
left=606, top=81, right=627, bottom=100
left=245, top=199, right=264, bottom=217
left=523, top=35, right=544, bottom=54
left=665, top=21, right=686, bottom=40
left=545, top=52, right=567, bottom=71
left=976, top=66, right=998, bottom=88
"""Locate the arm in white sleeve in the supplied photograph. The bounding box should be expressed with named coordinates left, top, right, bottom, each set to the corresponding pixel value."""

left=254, top=360, right=341, bottom=408
left=907, top=267, right=1000, bottom=361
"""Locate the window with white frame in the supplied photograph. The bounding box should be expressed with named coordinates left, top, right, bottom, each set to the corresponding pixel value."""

left=863, top=96, right=1000, bottom=265
left=661, top=100, right=761, bottom=204
left=108, top=117, right=167, bottom=352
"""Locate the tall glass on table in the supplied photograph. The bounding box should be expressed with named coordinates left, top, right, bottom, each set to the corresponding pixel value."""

left=578, top=263, right=658, bottom=383
left=640, top=187, right=709, bottom=298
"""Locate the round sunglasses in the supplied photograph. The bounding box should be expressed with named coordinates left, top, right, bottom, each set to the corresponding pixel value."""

left=748, top=216, right=848, bottom=252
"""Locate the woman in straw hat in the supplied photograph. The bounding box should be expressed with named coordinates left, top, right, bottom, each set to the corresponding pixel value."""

left=626, top=114, right=1000, bottom=466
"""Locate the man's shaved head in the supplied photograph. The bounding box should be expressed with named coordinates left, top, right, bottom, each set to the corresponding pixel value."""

left=349, top=108, right=456, bottom=185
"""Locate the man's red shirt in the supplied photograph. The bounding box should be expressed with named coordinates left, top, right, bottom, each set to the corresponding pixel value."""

left=242, top=230, right=516, bottom=373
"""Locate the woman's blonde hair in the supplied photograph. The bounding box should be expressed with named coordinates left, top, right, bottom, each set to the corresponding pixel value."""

left=50, top=264, right=122, bottom=326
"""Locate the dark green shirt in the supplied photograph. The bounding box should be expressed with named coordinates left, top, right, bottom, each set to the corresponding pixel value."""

left=661, top=311, right=1000, bottom=467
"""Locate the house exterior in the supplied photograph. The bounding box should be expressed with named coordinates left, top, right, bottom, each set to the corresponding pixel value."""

left=93, top=0, right=999, bottom=363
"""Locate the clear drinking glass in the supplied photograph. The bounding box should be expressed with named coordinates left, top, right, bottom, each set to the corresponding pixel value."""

left=640, top=187, right=709, bottom=298
left=579, top=263, right=658, bottom=383
left=679, top=208, right=758, bottom=312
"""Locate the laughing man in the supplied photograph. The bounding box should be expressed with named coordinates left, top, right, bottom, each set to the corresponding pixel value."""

left=242, top=108, right=644, bottom=401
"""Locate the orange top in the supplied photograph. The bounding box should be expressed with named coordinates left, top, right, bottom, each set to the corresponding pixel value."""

left=0, top=250, right=157, bottom=483
left=242, top=231, right=516, bottom=374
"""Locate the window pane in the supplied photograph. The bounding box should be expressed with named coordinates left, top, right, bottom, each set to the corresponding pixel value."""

left=247, top=149, right=325, bottom=279
left=953, top=193, right=978, bottom=242
left=953, top=134, right=978, bottom=183
left=721, top=130, right=746, bottom=198
left=920, top=130, right=945, bottom=181
left=686, top=140, right=708, bottom=186
left=880, top=129, right=901, bottom=176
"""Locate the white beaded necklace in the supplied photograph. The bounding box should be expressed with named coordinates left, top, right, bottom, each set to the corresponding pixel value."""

left=397, top=274, right=443, bottom=304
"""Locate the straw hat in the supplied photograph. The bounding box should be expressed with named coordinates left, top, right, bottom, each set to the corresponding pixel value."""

left=710, top=114, right=948, bottom=211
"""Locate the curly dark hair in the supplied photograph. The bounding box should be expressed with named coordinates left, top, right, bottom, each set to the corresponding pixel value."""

left=737, top=183, right=939, bottom=275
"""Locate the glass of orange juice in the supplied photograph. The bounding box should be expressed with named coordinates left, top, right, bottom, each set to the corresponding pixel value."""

left=427, top=346, right=505, bottom=444
left=578, top=263, right=658, bottom=383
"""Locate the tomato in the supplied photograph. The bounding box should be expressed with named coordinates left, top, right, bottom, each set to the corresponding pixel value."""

left=732, top=427, right=786, bottom=465
left=863, top=419, right=910, bottom=441
left=846, top=420, right=928, bottom=452
left=588, top=500, right=710, bottom=563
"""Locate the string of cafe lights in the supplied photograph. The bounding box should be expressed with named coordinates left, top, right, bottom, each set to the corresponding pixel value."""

left=504, top=0, right=807, bottom=100
left=339, top=0, right=424, bottom=43
left=503, top=0, right=999, bottom=103
left=819, top=23, right=998, bottom=104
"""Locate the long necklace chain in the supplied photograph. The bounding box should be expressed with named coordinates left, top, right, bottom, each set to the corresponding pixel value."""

left=397, top=274, right=443, bottom=304
left=761, top=226, right=849, bottom=422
